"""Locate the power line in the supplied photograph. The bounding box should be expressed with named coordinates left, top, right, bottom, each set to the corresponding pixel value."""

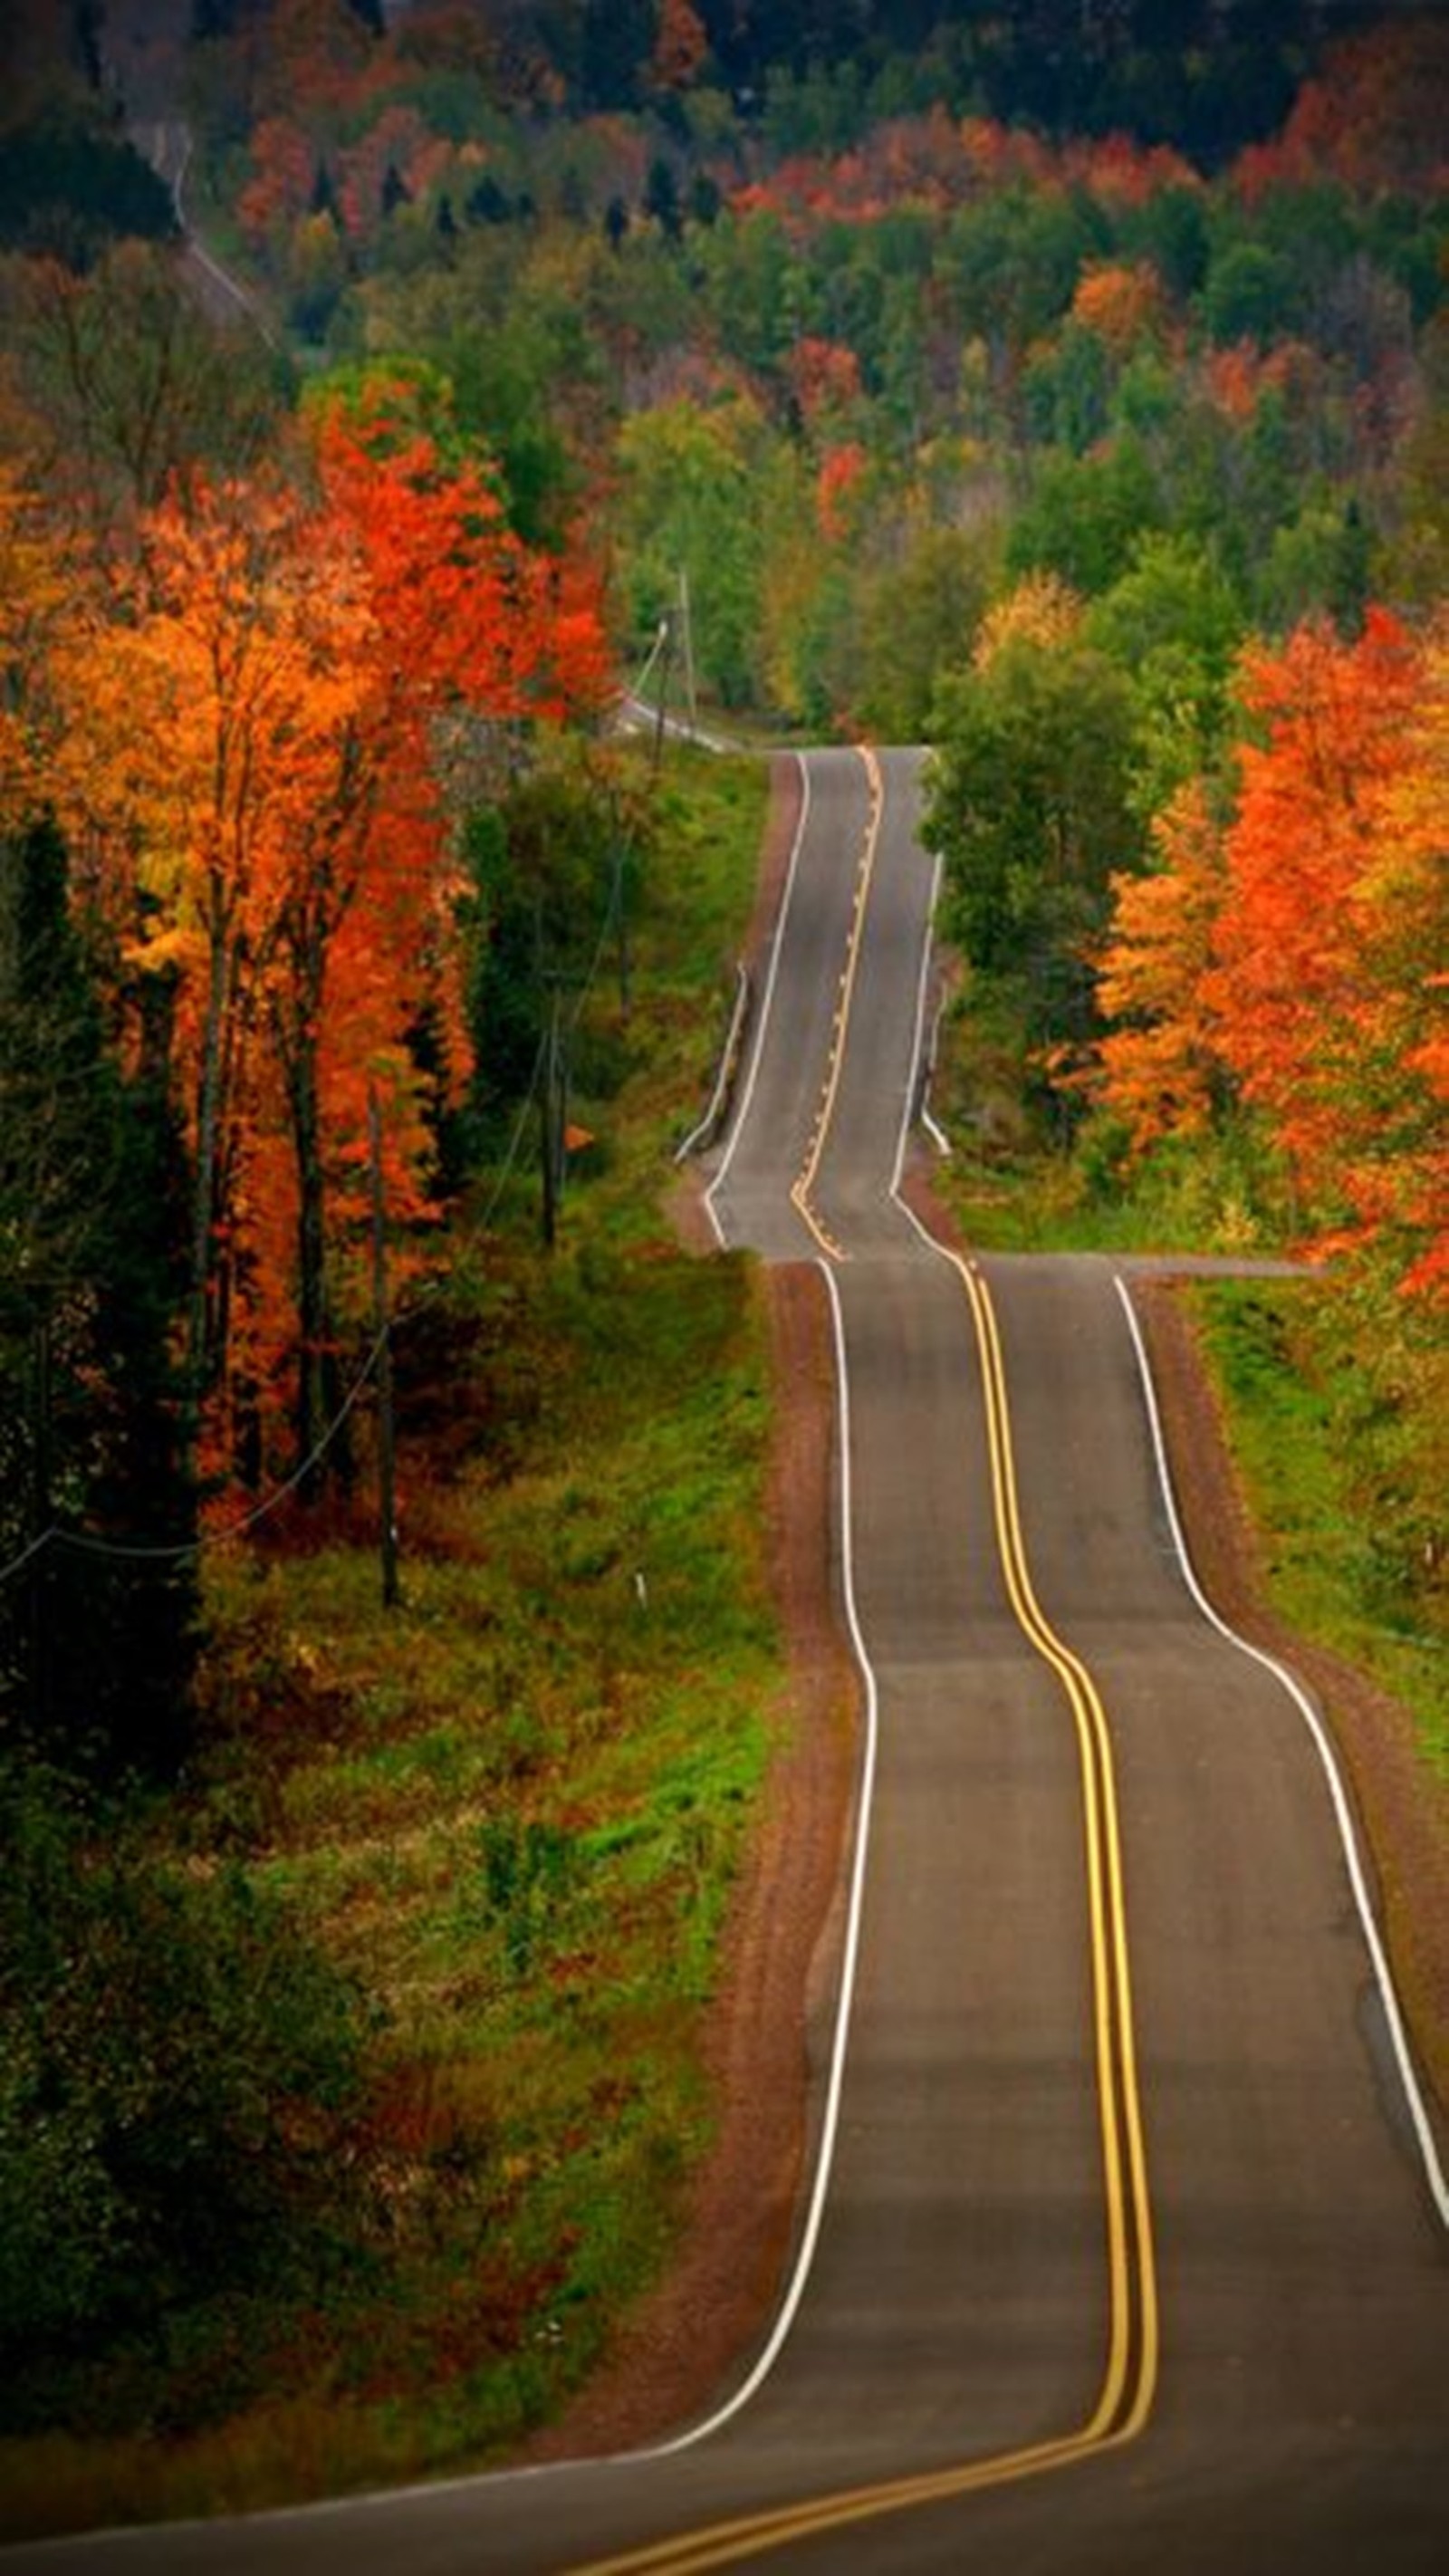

left=0, top=1021, right=558, bottom=1592
left=0, top=725, right=648, bottom=1595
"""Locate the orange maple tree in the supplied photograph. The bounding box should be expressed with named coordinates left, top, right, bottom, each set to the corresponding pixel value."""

left=1205, top=611, right=1420, bottom=1226
left=1088, top=606, right=1447, bottom=1300
left=1091, top=781, right=1228, bottom=1154
left=1070, top=261, right=1168, bottom=356
left=49, top=382, right=609, bottom=1479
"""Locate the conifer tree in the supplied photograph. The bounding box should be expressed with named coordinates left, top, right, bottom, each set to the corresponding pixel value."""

left=0, top=815, right=197, bottom=1786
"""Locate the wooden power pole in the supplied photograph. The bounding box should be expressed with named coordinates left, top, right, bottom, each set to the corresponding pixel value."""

left=367, top=1084, right=399, bottom=1610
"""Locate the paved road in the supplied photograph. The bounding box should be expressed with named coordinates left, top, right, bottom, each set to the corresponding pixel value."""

left=10, top=747, right=1446, bottom=2573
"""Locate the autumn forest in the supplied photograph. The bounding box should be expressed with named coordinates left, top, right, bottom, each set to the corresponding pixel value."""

left=1, top=0, right=1446, bottom=2531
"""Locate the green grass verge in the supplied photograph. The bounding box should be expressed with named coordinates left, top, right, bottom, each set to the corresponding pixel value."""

left=926, top=985, right=1288, bottom=1261
left=0, top=749, right=782, bottom=2535
left=930, top=988, right=1445, bottom=1769
left=1186, top=1277, right=1447, bottom=1772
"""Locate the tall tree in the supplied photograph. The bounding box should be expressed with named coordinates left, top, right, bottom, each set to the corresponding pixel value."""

left=1089, top=777, right=1228, bottom=1155
left=50, top=383, right=608, bottom=1485
left=0, top=814, right=196, bottom=1783
left=925, top=610, right=1145, bottom=1052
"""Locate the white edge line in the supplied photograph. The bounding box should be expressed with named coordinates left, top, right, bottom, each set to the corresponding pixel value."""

left=895, top=854, right=950, bottom=1168
left=884, top=858, right=1449, bottom=2230
left=0, top=758, right=931, bottom=2551
left=1111, top=1271, right=1449, bottom=2231
left=703, top=753, right=812, bottom=1249
left=628, top=1258, right=880, bottom=2458
left=4, top=1254, right=887, bottom=2553
left=674, top=961, right=750, bottom=1166
left=891, top=847, right=944, bottom=1205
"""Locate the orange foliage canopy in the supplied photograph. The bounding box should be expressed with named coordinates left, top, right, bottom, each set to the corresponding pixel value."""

left=816, top=442, right=868, bottom=543
left=47, top=381, right=609, bottom=1473
left=1093, top=782, right=1227, bottom=1153
left=1070, top=261, right=1167, bottom=354
left=648, top=0, right=708, bottom=93
left=1091, top=607, right=1448, bottom=1300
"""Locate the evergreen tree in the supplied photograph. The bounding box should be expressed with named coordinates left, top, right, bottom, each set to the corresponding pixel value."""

left=0, top=817, right=197, bottom=1788
left=644, top=157, right=683, bottom=242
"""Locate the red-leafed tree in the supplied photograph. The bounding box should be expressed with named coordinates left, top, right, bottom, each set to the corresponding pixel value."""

left=1091, top=780, right=1228, bottom=1156
left=52, top=472, right=370, bottom=1466
left=1085, top=607, right=1447, bottom=1302
left=51, top=380, right=609, bottom=1481
left=1204, top=610, right=1421, bottom=1242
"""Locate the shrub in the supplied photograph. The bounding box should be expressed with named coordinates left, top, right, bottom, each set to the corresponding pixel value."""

left=0, top=1763, right=378, bottom=2409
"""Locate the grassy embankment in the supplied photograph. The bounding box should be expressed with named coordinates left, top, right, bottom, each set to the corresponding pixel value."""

left=2, top=749, right=783, bottom=2535
left=928, top=995, right=1447, bottom=1774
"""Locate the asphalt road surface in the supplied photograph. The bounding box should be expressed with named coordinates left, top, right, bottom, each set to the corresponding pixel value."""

left=10, top=747, right=1446, bottom=2575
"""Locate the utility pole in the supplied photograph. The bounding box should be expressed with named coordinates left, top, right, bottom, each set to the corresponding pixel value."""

left=651, top=610, right=675, bottom=780
left=367, top=1084, right=399, bottom=1610
left=609, top=793, right=631, bottom=1020
left=541, top=977, right=563, bottom=1250
left=678, top=564, right=698, bottom=740
left=28, top=1306, right=53, bottom=1735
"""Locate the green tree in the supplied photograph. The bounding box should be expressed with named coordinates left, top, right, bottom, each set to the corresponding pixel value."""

left=851, top=521, right=1002, bottom=743
left=938, top=187, right=1103, bottom=382
left=1022, top=319, right=1114, bottom=456
left=1260, top=491, right=1374, bottom=638
left=463, top=746, right=645, bottom=1130
left=696, top=206, right=811, bottom=380
left=1198, top=238, right=1299, bottom=348
left=615, top=395, right=776, bottom=706
left=0, top=816, right=197, bottom=1786
left=0, top=1766, right=374, bottom=2388
left=1086, top=530, right=1244, bottom=812
left=925, top=631, right=1144, bottom=1052
left=1008, top=431, right=1165, bottom=595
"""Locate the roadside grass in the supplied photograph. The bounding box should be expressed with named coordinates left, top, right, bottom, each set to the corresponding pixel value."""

left=0, top=749, right=782, bottom=2535
left=1186, top=1279, right=1448, bottom=1771
left=926, top=985, right=1286, bottom=1261
left=928, top=985, right=1447, bottom=1773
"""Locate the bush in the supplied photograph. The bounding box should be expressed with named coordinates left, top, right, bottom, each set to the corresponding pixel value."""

left=0, top=1764, right=379, bottom=2408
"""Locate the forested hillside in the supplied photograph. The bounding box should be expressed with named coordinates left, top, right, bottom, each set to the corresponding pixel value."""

left=0, top=0, right=1444, bottom=2533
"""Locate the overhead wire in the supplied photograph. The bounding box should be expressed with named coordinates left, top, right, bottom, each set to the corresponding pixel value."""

left=0, top=610, right=674, bottom=1591
left=0, top=797, right=628, bottom=1593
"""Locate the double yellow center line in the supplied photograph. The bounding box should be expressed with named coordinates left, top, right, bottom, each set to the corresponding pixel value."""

left=566, top=747, right=1156, bottom=2572
left=568, top=1255, right=1157, bottom=2575
left=788, top=746, right=884, bottom=1263
left=957, top=1251, right=1159, bottom=2453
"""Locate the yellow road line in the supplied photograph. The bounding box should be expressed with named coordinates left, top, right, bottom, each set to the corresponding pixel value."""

left=564, top=1258, right=1157, bottom=2576
left=789, top=745, right=883, bottom=1261
left=571, top=2422, right=1137, bottom=2576
left=958, top=1256, right=1158, bottom=2446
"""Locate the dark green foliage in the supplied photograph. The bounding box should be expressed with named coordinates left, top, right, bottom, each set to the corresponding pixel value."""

left=462, top=760, right=643, bottom=1134
left=580, top=0, right=658, bottom=110
left=644, top=156, right=683, bottom=241
left=696, top=0, right=1327, bottom=159
left=0, top=111, right=176, bottom=269
left=1200, top=239, right=1301, bottom=348
left=925, top=633, right=1144, bottom=1054
left=0, top=1763, right=375, bottom=2408
left=0, top=818, right=197, bottom=1788
left=1009, top=435, right=1166, bottom=596
left=444, top=318, right=580, bottom=546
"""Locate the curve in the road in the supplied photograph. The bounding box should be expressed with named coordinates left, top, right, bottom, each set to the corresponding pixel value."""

left=7, top=743, right=1444, bottom=2576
